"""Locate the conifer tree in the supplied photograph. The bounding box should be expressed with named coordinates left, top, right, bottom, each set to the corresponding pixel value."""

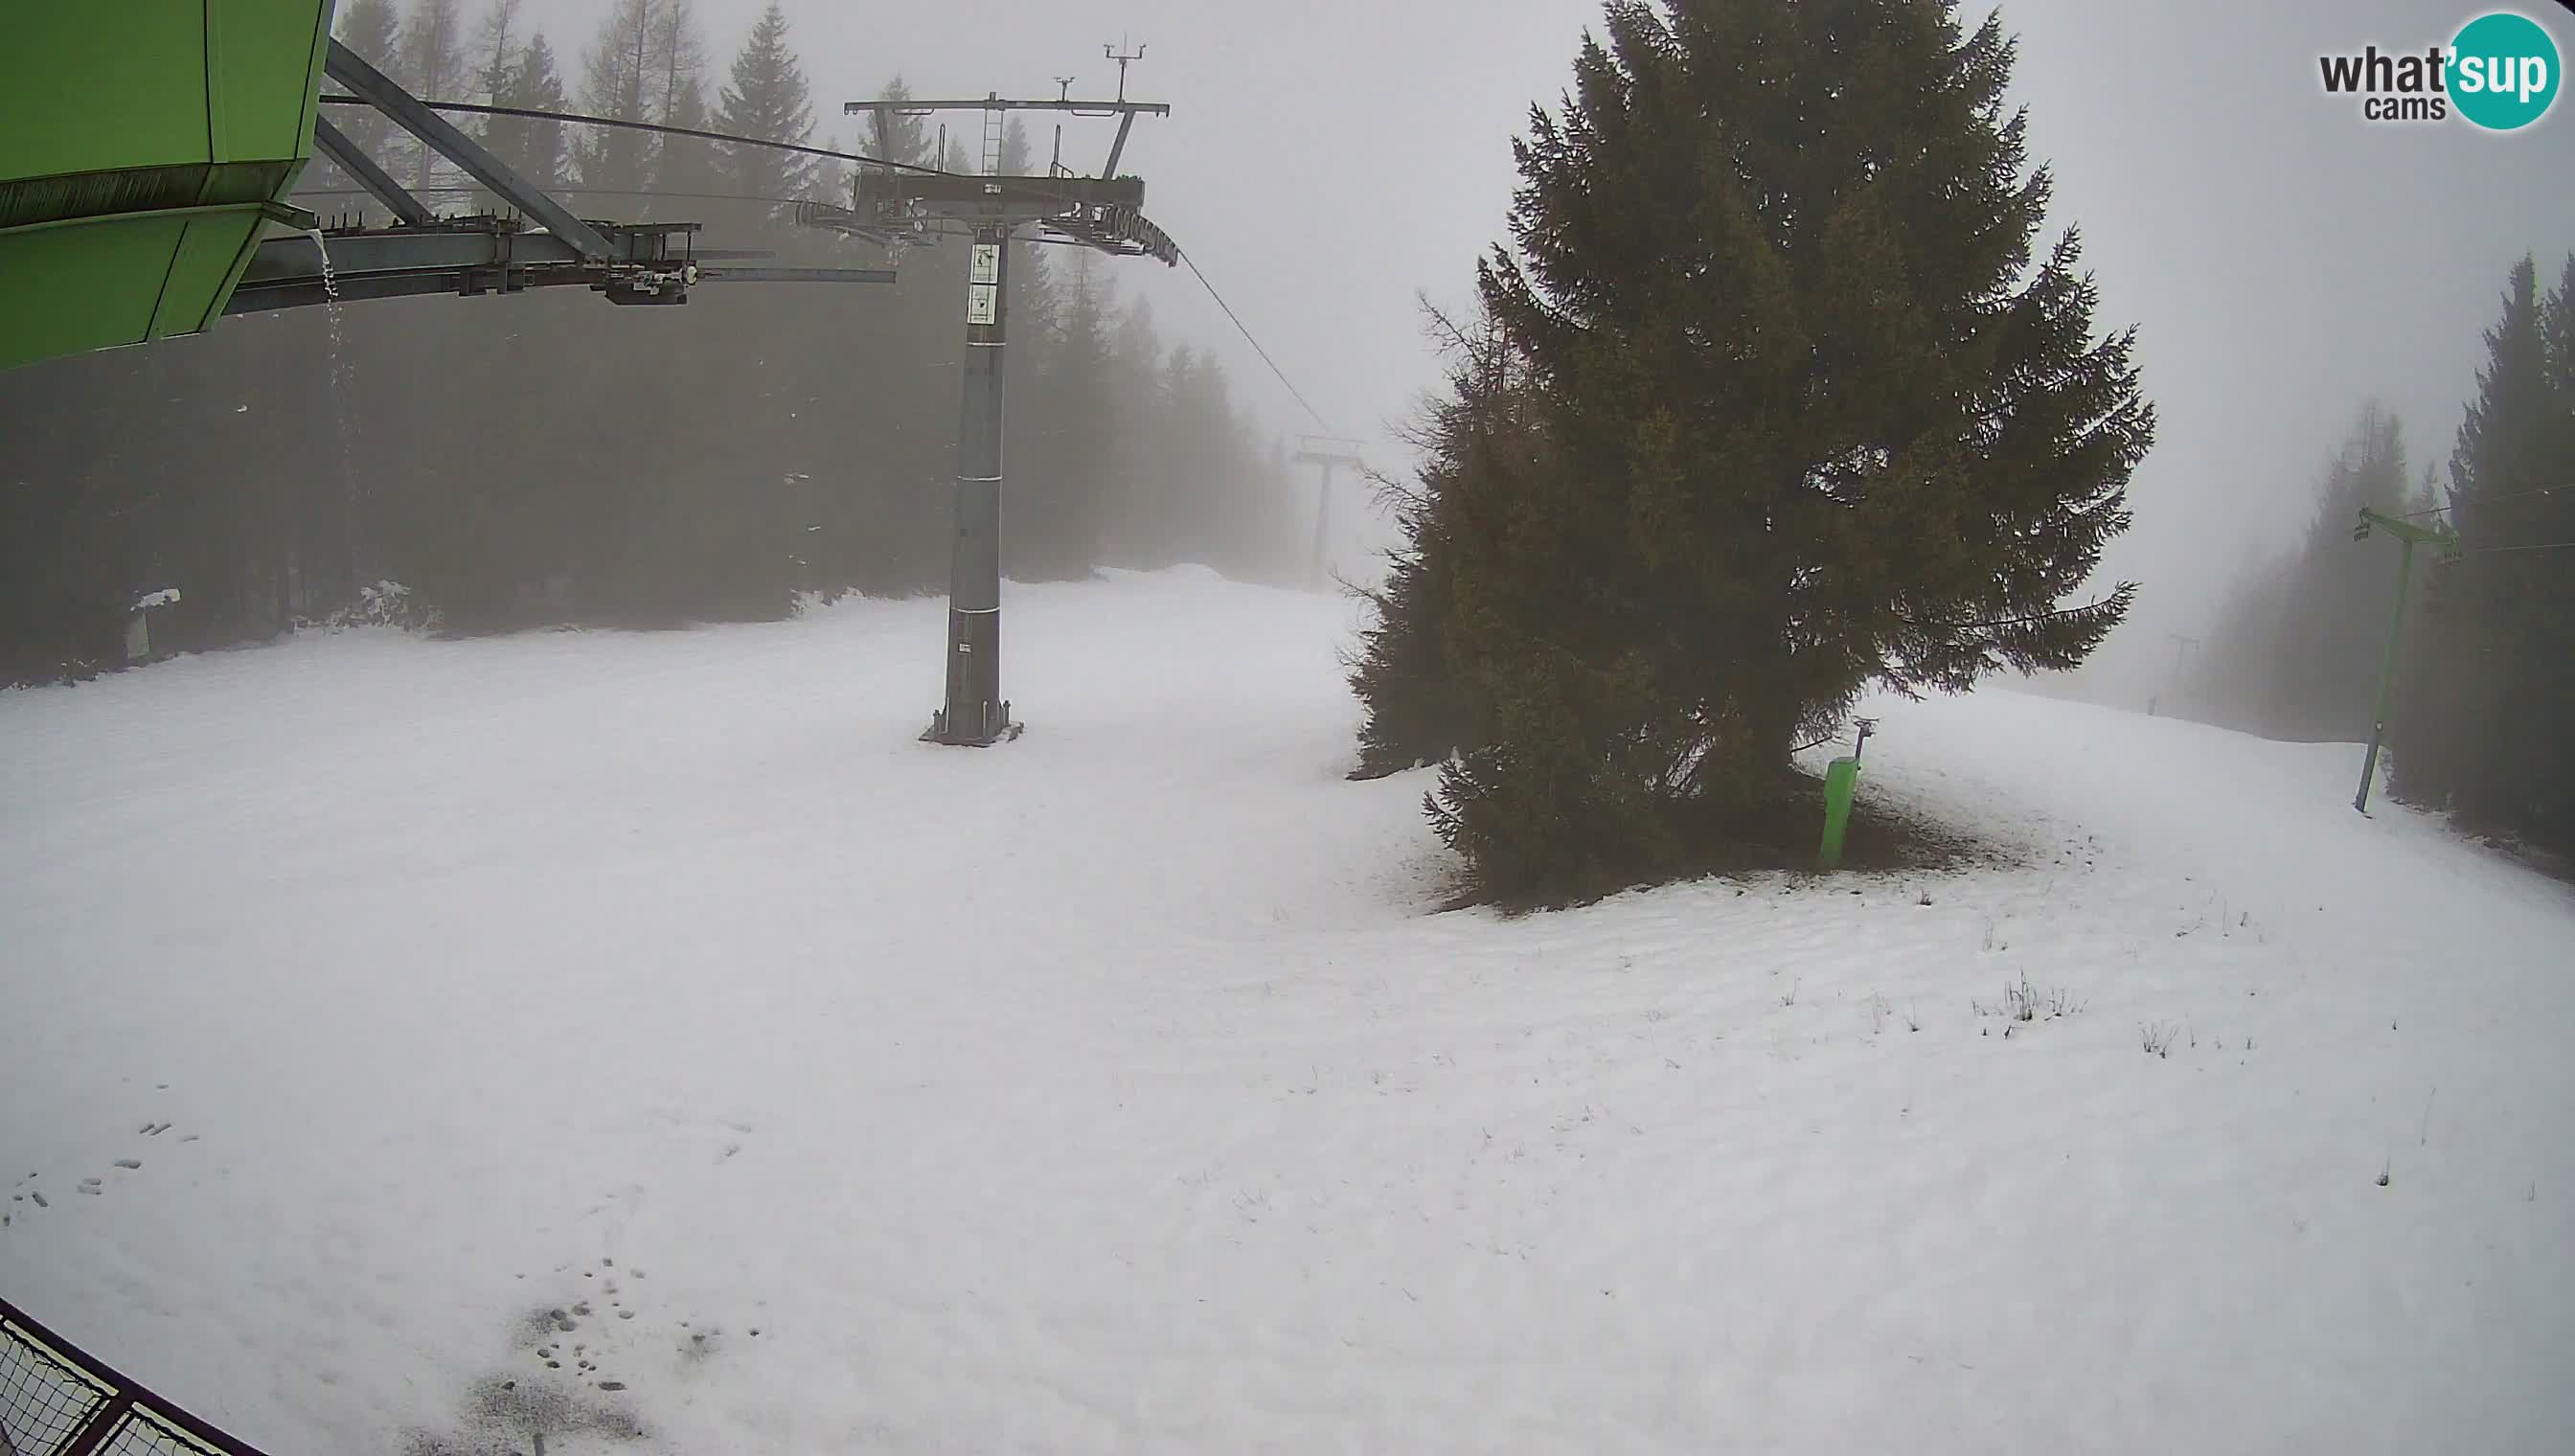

left=579, top=0, right=659, bottom=193
left=648, top=0, right=704, bottom=123
left=864, top=80, right=931, bottom=169
left=300, top=0, right=400, bottom=210
left=467, top=1, right=527, bottom=214
left=712, top=2, right=817, bottom=216
left=471, top=0, right=522, bottom=103
left=999, top=118, right=1059, bottom=338
left=2233, top=405, right=2412, bottom=741
left=805, top=135, right=849, bottom=207
left=1052, top=252, right=1115, bottom=562
left=1349, top=301, right=1528, bottom=777
left=652, top=75, right=722, bottom=211
left=336, top=0, right=402, bottom=72
left=398, top=0, right=469, bottom=187
left=1361, top=0, right=2154, bottom=904
left=2391, top=253, right=2575, bottom=852
left=639, top=1, right=708, bottom=214
left=498, top=34, right=567, bottom=190
left=326, top=0, right=404, bottom=196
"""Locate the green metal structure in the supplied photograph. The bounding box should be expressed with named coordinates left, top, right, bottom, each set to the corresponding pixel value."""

left=2349, top=506, right=2463, bottom=814
left=1817, top=758, right=1862, bottom=869
left=0, top=3, right=335, bottom=374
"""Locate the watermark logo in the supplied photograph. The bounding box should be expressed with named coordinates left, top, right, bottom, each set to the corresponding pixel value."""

left=2450, top=11, right=2560, bottom=127
left=2318, top=11, right=2561, bottom=130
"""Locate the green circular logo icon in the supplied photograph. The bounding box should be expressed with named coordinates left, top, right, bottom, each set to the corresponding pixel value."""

left=2449, top=11, right=2561, bottom=130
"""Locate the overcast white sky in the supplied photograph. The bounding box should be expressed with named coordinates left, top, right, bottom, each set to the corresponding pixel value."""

left=512, top=0, right=2572, bottom=679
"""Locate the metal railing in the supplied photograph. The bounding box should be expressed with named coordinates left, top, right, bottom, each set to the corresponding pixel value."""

left=1, top=1297, right=272, bottom=1456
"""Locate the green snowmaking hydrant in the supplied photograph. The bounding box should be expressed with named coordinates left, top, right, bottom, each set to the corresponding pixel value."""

left=1817, top=717, right=1876, bottom=869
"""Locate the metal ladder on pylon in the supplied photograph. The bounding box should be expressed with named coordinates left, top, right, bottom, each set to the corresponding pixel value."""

left=979, top=101, right=1006, bottom=176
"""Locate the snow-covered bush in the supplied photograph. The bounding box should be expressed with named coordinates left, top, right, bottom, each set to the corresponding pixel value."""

left=316, top=580, right=441, bottom=633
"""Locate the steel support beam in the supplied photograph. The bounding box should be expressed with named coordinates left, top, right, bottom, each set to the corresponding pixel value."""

left=324, top=39, right=614, bottom=261
left=845, top=98, right=1171, bottom=118
left=852, top=172, right=1144, bottom=217
left=310, top=115, right=438, bottom=228
left=1103, top=112, right=1138, bottom=178
left=701, top=265, right=899, bottom=284
left=246, top=226, right=574, bottom=279
left=225, top=227, right=894, bottom=315
left=228, top=269, right=566, bottom=313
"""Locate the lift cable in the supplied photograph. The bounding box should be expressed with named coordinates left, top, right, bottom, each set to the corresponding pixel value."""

left=1174, top=245, right=1333, bottom=434
left=315, top=94, right=956, bottom=178
left=2396, top=485, right=2560, bottom=518
left=308, top=97, right=1342, bottom=438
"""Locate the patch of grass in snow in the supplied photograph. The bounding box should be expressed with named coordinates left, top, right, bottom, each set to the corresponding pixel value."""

left=1973, top=971, right=2083, bottom=1027
left=402, top=1371, right=647, bottom=1456
left=1865, top=993, right=1923, bottom=1035
left=401, top=1301, right=659, bottom=1455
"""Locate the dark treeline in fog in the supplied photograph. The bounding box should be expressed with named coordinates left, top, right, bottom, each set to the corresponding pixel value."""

left=2389, top=254, right=2575, bottom=856
left=1349, top=0, right=2153, bottom=906
left=0, top=0, right=1304, bottom=686
left=2176, top=253, right=2573, bottom=857
left=2171, top=403, right=2424, bottom=742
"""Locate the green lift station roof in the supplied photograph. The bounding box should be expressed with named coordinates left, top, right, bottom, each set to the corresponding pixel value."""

left=0, top=3, right=338, bottom=373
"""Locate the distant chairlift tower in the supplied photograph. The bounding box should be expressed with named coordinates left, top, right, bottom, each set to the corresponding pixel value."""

left=810, top=51, right=1177, bottom=747
left=1291, top=436, right=1365, bottom=591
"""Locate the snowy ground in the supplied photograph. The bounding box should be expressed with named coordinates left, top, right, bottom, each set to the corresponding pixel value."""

left=3, top=568, right=2570, bottom=1455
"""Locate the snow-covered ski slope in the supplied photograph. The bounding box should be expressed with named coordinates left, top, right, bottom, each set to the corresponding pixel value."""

left=3, top=568, right=2569, bottom=1455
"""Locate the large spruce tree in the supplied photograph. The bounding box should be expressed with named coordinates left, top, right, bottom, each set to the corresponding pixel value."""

left=712, top=1, right=816, bottom=214
left=494, top=34, right=567, bottom=191
left=1347, top=301, right=1532, bottom=779
left=1361, top=0, right=2154, bottom=904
